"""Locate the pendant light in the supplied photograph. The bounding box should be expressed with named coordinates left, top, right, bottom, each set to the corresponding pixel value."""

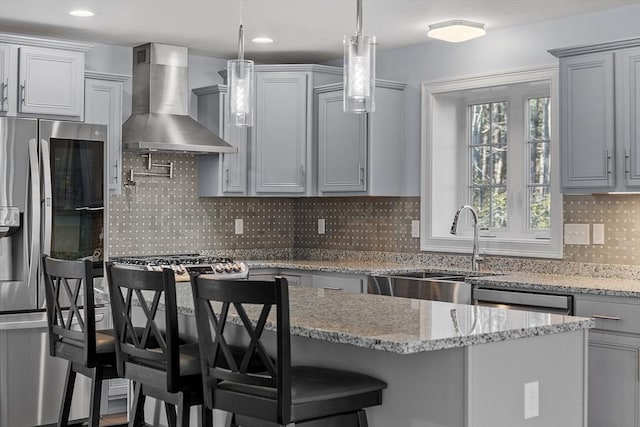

left=344, top=0, right=375, bottom=113
left=228, top=0, right=254, bottom=127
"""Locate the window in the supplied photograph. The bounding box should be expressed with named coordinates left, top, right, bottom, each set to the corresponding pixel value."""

left=421, top=67, right=561, bottom=258
left=469, top=100, right=509, bottom=231
left=527, top=97, right=551, bottom=231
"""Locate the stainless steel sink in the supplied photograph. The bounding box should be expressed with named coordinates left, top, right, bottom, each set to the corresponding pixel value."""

left=385, top=271, right=456, bottom=279
left=367, top=272, right=479, bottom=304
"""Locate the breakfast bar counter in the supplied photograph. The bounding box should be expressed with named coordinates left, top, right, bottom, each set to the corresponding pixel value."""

left=168, top=282, right=592, bottom=427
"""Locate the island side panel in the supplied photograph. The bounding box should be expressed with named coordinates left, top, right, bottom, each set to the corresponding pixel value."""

left=465, top=329, right=587, bottom=427
left=286, top=334, right=466, bottom=427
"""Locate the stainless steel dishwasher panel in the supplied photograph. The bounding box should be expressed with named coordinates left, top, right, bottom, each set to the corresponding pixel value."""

left=367, top=275, right=472, bottom=304
left=473, top=287, right=573, bottom=315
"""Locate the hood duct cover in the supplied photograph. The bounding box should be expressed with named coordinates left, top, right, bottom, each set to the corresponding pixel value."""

left=123, top=43, right=237, bottom=154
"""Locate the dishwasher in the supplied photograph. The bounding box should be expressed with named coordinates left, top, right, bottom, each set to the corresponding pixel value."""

left=473, top=286, right=574, bottom=315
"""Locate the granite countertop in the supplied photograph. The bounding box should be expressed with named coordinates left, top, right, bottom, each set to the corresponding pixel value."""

left=247, top=259, right=640, bottom=298
left=174, top=281, right=592, bottom=355
left=245, top=259, right=473, bottom=276
left=469, top=272, right=640, bottom=298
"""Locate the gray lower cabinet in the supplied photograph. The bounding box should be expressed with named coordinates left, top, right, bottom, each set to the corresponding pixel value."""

left=574, top=294, right=640, bottom=426
left=194, top=84, right=248, bottom=196
left=550, top=38, right=640, bottom=193
left=587, top=331, right=640, bottom=427
left=315, top=80, right=407, bottom=195
left=309, top=272, right=364, bottom=294
left=247, top=268, right=364, bottom=294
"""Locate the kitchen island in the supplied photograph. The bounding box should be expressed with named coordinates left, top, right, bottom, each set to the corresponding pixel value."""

left=168, top=282, right=593, bottom=427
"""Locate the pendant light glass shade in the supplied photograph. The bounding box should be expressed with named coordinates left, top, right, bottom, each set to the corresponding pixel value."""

left=228, top=23, right=254, bottom=127
left=344, top=35, right=376, bottom=113
left=228, top=58, right=254, bottom=127
left=344, top=0, right=375, bottom=113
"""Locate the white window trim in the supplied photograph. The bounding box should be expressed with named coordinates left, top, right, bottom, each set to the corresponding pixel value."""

left=420, top=66, right=562, bottom=259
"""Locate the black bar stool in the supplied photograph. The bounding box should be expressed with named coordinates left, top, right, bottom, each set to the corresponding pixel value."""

left=42, top=256, right=121, bottom=427
left=105, top=262, right=212, bottom=427
left=190, top=275, right=387, bottom=427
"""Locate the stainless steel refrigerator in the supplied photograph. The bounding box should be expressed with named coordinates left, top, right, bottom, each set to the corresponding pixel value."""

left=0, top=117, right=108, bottom=427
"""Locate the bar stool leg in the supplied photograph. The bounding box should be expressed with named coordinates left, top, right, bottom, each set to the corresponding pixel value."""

left=200, top=404, right=212, bottom=427
left=58, top=363, right=77, bottom=427
left=165, top=402, right=177, bottom=427
left=88, top=366, right=104, bottom=426
left=356, top=410, right=369, bottom=427
left=129, top=382, right=146, bottom=427
left=176, top=394, right=189, bottom=427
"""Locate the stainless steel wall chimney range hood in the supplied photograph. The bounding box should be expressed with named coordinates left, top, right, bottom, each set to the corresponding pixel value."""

left=123, top=43, right=237, bottom=154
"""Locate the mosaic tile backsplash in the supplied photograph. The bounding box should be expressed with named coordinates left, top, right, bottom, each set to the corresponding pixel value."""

left=109, top=152, right=640, bottom=268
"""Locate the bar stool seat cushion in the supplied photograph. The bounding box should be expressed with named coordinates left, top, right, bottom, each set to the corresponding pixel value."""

left=59, top=328, right=165, bottom=355
left=218, top=365, right=387, bottom=404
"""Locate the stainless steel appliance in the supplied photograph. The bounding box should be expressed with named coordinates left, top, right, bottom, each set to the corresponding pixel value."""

left=0, top=117, right=107, bottom=426
left=473, top=287, right=573, bottom=315
left=112, top=254, right=250, bottom=281
left=367, top=272, right=473, bottom=304
left=122, top=43, right=237, bottom=154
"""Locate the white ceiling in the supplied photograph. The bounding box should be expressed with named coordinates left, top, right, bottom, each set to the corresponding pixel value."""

left=2, top=0, right=640, bottom=63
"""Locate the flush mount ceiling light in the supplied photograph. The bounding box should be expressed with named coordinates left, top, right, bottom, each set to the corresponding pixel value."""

left=427, top=20, right=486, bottom=43
left=228, top=0, right=255, bottom=127
left=343, top=0, right=376, bottom=113
left=69, top=9, right=94, bottom=17
left=252, top=37, right=273, bottom=44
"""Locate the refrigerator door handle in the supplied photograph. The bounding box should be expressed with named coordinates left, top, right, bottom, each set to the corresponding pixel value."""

left=40, top=139, right=52, bottom=256
left=27, top=138, right=41, bottom=303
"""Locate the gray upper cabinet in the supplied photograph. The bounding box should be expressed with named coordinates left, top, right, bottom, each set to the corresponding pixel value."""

left=315, top=80, right=407, bottom=196
left=0, top=44, right=11, bottom=114
left=551, top=38, right=640, bottom=193
left=194, top=85, right=248, bottom=196
left=252, top=65, right=342, bottom=196
left=254, top=71, right=308, bottom=194
left=317, top=89, right=367, bottom=192
left=0, top=34, right=92, bottom=119
left=84, top=72, right=129, bottom=195
left=617, top=47, right=640, bottom=187
left=18, top=46, right=85, bottom=118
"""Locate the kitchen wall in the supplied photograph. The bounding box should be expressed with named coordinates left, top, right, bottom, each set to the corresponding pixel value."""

left=108, top=152, right=640, bottom=268
left=370, top=3, right=640, bottom=197
left=106, top=4, right=640, bottom=269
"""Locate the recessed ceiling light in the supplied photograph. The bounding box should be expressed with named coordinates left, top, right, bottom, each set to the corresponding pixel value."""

left=69, top=10, right=95, bottom=17
left=252, top=37, right=274, bottom=44
left=427, top=20, right=486, bottom=43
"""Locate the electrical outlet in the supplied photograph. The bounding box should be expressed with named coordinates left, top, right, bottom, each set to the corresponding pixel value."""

left=524, top=381, right=539, bottom=419
left=411, top=220, right=420, bottom=238
left=564, top=223, right=589, bottom=245
left=235, top=218, right=243, bottom=235
left=318, top=218, right=326, bottom=235
left=593, top=223, right=605, bottom=245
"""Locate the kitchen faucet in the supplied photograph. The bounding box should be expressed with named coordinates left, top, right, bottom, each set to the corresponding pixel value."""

left=450, top=205, right=483, bottom=272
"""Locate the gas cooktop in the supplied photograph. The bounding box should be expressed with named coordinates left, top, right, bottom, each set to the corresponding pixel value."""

left=111, top=253, right=249, bottom=281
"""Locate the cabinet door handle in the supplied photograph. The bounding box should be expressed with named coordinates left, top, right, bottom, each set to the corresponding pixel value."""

left=605, top=150, right=613, bottom=175
left=20, top=81, right=25, bottom=105
left=591, top=314, right=621, bottom=321
left=323, top=286, right=343, bottom=291
left=625, top=149, right=631, bottom=177
left=1, top=79, right=7, bottom=111
left=358, top=162, right=364, bottom=185
left=300, top=165, right=306, bottom=187
left=225, top=168, right=230, bottom=185
left=114, top=159, right=119, bottom=185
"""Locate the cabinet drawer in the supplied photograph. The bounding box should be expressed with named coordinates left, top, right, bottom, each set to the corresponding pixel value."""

left=575, top=298, right=640, bottom=334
